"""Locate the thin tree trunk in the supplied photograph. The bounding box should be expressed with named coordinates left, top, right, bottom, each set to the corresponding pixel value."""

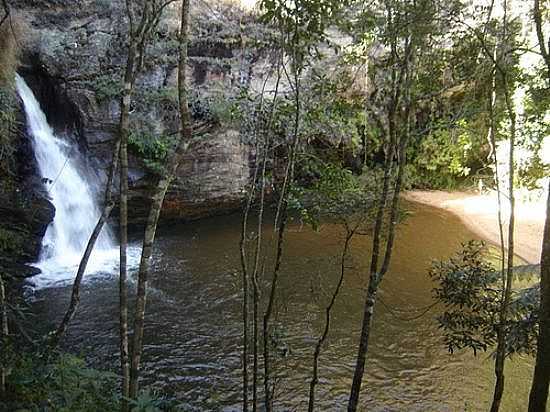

left=348, top=126, right=396, bottom=412
left=252, top=142, right=267, bottom=412
left=487, top=47, right=508, bottom=412
left=118, top=40, right=137, bottom=411
left=349, top=35, right=413, bottom=406
left=529, top=182, right=550, bottom=411
left=129, top=0, right=192, bottom=399
left=240, top=148, right=258, bottom=412
left=528, top=0, right=550, bottom=408
left=252, top=266, right=260, bottom=412
left=263, top=208, right=288, bottom=412
left=50, top=0, right=154, bottom=350
left=240, top=53, right=282, bottom=412
left=51, top=174, right=118, bottom=348
left=263, top=47, right=300, bottom=411
left=532, top=0, right=550, bottom=77
left=308, top=231, right=353, bottom=412
left=490, top=1, right=516, bottom=406
left=0, top=272, right=8, bottom=396
left=348, top=134, right=409, bottom=412
left=490, top=86, right=516, bottom=412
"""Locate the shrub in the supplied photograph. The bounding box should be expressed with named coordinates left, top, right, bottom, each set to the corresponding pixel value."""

left=2, top=353, right=119, bottom=411
left=128, top=130, right=176, bottom=175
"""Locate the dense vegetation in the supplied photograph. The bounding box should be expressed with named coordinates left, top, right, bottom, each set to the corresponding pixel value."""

left=0, top=0, right=548, bottom=410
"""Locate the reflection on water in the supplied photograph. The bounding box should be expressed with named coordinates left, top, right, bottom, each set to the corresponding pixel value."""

left=30, top=203, right=536, bottom=411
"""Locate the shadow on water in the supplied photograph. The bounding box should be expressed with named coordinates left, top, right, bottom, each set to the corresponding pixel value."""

left=29, top=202, right=536, bottom=411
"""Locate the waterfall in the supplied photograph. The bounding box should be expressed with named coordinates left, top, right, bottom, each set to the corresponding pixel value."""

left=16, top=74, right=120, bottom=288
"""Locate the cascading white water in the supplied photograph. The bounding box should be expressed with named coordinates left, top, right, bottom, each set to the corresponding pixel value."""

left=16, top=74, right=121, bottom=288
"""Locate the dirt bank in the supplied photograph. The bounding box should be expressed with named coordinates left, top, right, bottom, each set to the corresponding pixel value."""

left=403, top=190, right=545, bottom=264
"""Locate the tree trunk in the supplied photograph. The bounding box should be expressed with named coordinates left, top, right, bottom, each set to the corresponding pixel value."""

left=309, top=232, right=353, bottom=412
left=129, top=0, right=192, bottom=399
left=263, top=209, right=287, bottom=412
left=118, top=40, right=137, bottom=411
left=348, top=34, right=413, bottom=404
left=50, top=0, right=152, bottom=349
left=51, top=188, right=117, bottom=348
left=348, top=276, right=378, bottom=412
left=348, top=126, right=396, bottom=412
left=239, top=155, right=256, bottom=412
left=240, top=144, right=261, bottom=412
left=0, top=272, right=8, bottom=396
left=528, top=183, right=550, bottom=411
left=528, top=0, right=550, bottom=408
left=263, top=52, right=300, bottom=411
left=490, top=84, right=516, bottom=412
left=252, top=143, right=267, bottom=412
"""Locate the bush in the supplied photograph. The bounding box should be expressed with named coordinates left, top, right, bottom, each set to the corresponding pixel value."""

left=429, top=240, right=539, bottom=356
left=128, top=130, right=176, bottom=175
left=2, top=353, right=119, bottom=411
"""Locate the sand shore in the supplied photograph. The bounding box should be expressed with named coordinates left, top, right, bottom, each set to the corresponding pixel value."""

left=403, top=190, right=545, bottom=264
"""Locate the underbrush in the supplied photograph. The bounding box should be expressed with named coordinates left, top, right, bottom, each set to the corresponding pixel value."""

left=1, top=350, right=173, bottom=411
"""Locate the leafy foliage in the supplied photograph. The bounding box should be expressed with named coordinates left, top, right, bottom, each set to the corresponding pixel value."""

left=289, top=159, right=377, bottom=231
left=430, top=241, right=539, bottom=356
left=88, top=73, right=123, bottom=103
left=128, top=130, right=176, bottom=175
left=2, top=353, right=119, bottom=411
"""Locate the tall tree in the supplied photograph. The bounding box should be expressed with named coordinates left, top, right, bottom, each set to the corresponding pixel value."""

left=0, top=273, right=7, bottom=396
left=348, top=0, right=416, bottom=408
left=483, top=1, right=519, bottom=409
left=118, top=0, right=157, bottom=408
left=258, top=0, right=347, bottom=405
left=128, top=0, right=193, bottom=400
left=528, top=1, right=550, bottom=409
left=529, top=183, right=550, bottom=411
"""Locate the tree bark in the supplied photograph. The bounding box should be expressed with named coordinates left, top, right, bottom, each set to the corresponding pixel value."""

left=263, top=209, right=288, bottom=412
left=308, top=231, right=353, bottom=412
left=239, top=149, right=257, bottom=412
left=348, top=132, right=398, bottom=411
left=490, top=95, right=516, bottom=412
left=348, top=72, right=399, bottom=412
left=118, top=37, right=137, bottom=412
left=490, top=2, right=516, bottom=407
left=129, top=0, right=192, bottom=399
left=50, top=0, right=158, bottom=351
left=263, top=47, right=300, bottom=411
left=528, top=1, right=550, bottom=408
left=252, top=142, right=267, bottom=412
left=348, top=28, right=414, bottom=406
left=51, top=191, right=117, bottom=348
left=529, top=182, right=550, bottom=411
left=0, top=272, right=8, bottom=396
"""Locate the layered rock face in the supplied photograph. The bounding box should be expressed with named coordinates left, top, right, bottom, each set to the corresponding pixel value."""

left=10, top=0, right=269, bottom=223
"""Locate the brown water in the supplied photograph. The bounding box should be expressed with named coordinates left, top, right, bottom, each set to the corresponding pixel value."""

left=30, top=202, right=536, bottom=411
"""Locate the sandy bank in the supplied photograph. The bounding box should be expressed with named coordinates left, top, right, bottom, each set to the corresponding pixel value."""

left=403, top=190, right=545, bottom=264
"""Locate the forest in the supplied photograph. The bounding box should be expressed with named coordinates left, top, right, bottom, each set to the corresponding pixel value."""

left=0, top=0, right=549, bottom=410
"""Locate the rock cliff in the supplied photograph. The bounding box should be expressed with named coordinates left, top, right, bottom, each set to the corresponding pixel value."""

left=10, top=0, right=271, bottom=224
